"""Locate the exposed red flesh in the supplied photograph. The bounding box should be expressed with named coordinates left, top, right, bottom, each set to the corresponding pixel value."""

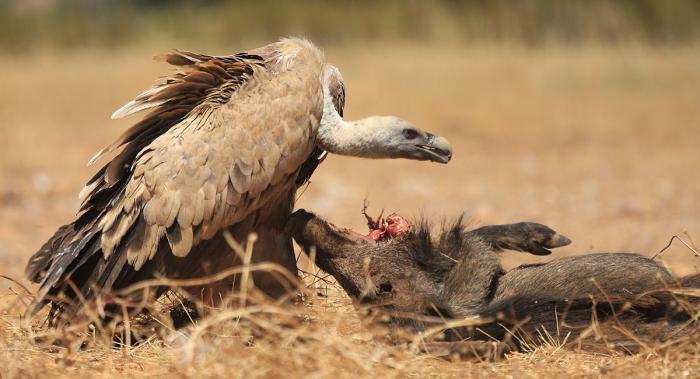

left=384, top=213, right=413, bottom=237
left=362, top=205, right=413, bottom=242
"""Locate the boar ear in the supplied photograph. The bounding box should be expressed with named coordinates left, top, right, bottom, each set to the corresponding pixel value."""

left=438, top=215, right=469, bottom=259
left=407, top=220, right=457, bottom=279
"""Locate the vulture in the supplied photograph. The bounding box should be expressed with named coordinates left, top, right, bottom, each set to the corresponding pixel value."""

left=24, top=38, right=452, bottom=323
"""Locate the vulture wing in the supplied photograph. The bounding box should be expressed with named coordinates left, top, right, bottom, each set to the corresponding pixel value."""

left=25, top=39, right=326, bottom=318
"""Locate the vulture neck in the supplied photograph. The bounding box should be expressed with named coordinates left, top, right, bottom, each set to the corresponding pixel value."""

left=317, top=98, right=394, bottom=159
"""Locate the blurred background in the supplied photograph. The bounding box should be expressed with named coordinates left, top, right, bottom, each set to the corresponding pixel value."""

left=3, top=0, right=700, bottom=51
left=1, top=0, right=699, bottom=284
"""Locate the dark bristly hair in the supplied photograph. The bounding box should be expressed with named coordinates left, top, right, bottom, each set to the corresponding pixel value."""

left=288, top=210, right=700, bottom=355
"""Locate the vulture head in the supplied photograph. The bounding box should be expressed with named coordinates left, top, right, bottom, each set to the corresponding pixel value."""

left=346, top=116, right=452, bottom=163
left=317, top=65, right=453, bottom=164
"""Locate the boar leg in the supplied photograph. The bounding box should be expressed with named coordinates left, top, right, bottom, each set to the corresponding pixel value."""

left=441, top=222, right=571, bottom=316
left=467, top=222, right=571, bottom=256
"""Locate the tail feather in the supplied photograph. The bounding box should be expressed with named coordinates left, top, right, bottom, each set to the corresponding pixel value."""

left=25, top=224, right=76, bottom=283
left=24, top=217, right=135, bottom=322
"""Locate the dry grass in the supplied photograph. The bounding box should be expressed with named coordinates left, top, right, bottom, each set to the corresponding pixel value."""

left=1, top=43, right=700, bottom=377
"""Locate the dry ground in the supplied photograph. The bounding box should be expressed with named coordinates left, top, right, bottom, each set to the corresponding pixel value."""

left=1, top=43, right=699, bottom=377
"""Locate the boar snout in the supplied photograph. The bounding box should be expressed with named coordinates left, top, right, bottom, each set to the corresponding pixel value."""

left=287, top=209, right=316, bottom=244
left=288, top=209, right=333, bottom=255
left=288, top=209, right=370, bottom=259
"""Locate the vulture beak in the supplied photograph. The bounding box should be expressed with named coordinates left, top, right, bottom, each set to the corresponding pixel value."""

left=417, top=133, right=453, bottom=163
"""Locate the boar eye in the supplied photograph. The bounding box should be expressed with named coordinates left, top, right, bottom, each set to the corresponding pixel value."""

left=378, top=283, right=393, bottom=294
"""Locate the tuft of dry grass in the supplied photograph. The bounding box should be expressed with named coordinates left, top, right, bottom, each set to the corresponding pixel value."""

left=1, top=43, right=700, bottom=377
left=1, top=260, right=699, bottom=378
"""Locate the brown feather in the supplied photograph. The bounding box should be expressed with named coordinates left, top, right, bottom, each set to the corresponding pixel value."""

left=166, top=225, right=194, bottom=258
left=25, top=39, right=335, bottom=324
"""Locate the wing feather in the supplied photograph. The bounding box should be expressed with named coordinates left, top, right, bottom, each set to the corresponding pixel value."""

left=193, top=188, right=207, bottom=225
left=175, top=193, right=195, bottom=227
left=230, top=161, right=253, bottom=193
left=102, top=38, right=323, bottom=268
left=25, top=38, right=329, bottom=322
left=167, top=225, right=193, bottom=258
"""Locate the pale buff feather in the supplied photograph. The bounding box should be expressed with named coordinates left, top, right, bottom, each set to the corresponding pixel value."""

left=23, top=38, right=346, bottom=322
left=105, top=41, right=321, bottom=263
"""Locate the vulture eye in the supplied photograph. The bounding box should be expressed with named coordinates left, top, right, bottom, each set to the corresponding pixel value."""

left=402, top=129, right=419, bottom=140
left=378, top=282, right=393, bottom=294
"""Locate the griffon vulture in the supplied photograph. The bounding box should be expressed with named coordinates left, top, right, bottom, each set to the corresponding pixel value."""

left=24, top=38, right=452, bottom=323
